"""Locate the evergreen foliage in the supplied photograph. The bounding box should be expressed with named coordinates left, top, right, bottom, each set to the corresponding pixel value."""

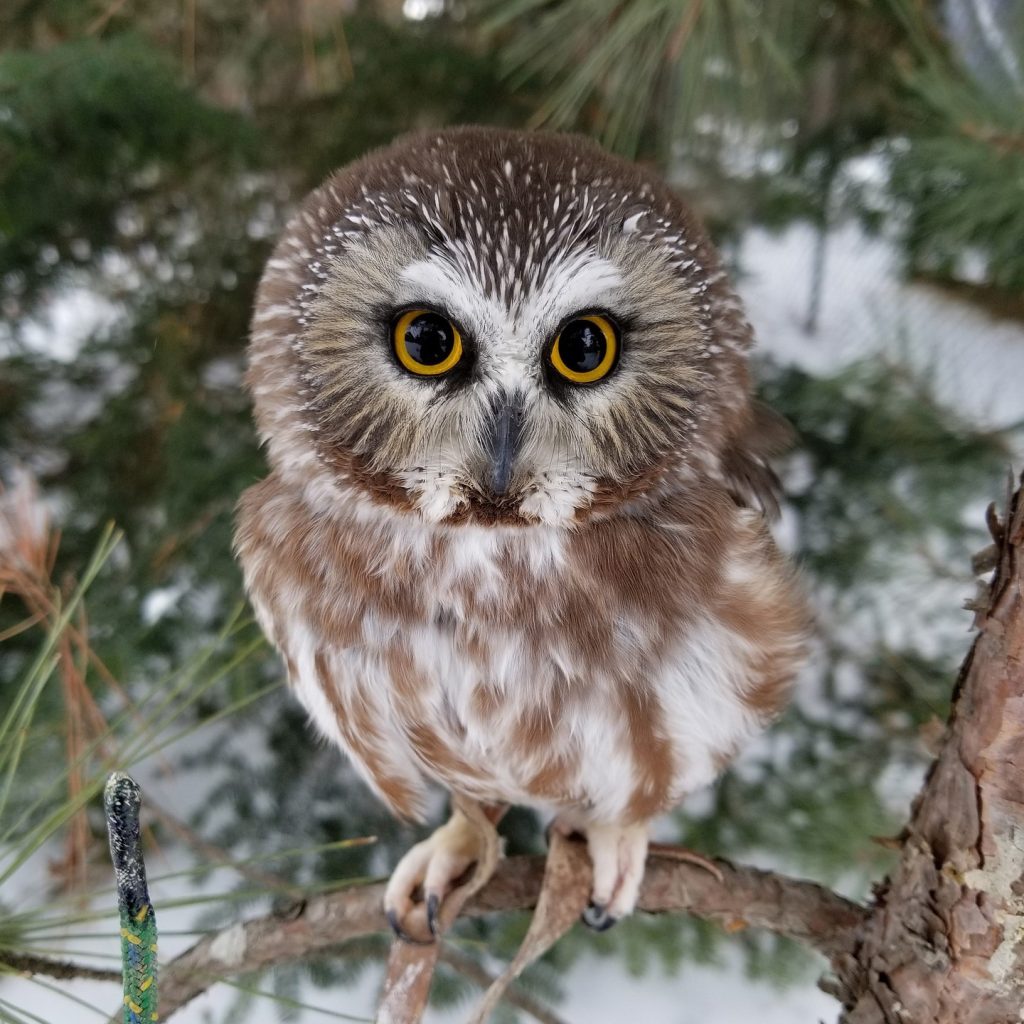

left=889, top=49, right=1024, bottom=292
left=0, top=35, right=256, bottom=302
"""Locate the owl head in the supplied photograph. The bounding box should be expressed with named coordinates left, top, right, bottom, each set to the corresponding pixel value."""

left=248, top=127, right=771, bottom=527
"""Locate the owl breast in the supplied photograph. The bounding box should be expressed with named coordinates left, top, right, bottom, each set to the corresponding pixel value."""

left=236, top=474, right=806, bottom=826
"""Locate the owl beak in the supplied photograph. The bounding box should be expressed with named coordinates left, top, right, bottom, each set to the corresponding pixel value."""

left=488, top=392, right=526, bottom=497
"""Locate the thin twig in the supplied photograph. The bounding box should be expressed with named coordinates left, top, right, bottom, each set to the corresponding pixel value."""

left=145, top=801, right=306, bottom=900
left=666, top=0, right=703, bottom=61
left=0, top=950, right=120, bottom=983
left=182, top=0, right=197, bottom=80
left=85, top=0, right=131, bottom=36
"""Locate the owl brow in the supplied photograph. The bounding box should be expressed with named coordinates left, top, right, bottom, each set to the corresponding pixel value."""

left=397, top=256, right=504, bottom=325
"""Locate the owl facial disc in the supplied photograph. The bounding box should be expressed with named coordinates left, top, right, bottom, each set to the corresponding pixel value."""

left=254, top=128, right=749, bottom=527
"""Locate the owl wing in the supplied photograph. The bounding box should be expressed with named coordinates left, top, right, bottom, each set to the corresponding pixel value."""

left=235, top=477, right=432, bottom=822
left=720, top=401, right=794, bottom=519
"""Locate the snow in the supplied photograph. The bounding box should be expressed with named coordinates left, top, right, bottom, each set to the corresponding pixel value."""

left=141, top=581, right=190, bottom=625
left=404, top=0, right=445, bottom=21
left=5, top=286, right=123, bottom=364
left=556, top=950, right=836, bottom=1024
left=738, top=220, right=1024, bottom=431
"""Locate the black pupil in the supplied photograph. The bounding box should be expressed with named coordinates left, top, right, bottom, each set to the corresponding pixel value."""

left=404, top=312, right=454, bottom=366
left=559, top=319, right=606, bottom=373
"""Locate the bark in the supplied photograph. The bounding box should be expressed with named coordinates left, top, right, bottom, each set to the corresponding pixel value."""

left=832, top=475, right=1024, bottom=1022
left=0, top=950, right=120, bottom=982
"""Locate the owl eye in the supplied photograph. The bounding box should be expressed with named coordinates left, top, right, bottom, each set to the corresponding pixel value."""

left=393, top=309, right=463, bottom=377
left=548, top=314, right=619, bottom=385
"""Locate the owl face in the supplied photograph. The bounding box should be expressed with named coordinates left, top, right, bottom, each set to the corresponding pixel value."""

left=251, top=128, right=754, bottom=526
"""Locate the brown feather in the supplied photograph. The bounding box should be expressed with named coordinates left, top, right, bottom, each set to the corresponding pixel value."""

left=234, top=126, right=810, bottom=831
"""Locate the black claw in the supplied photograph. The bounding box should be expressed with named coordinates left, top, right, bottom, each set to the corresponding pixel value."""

left=426, top=892, right=441, bottom=937
left=581, top=901, right=618, bottom=933
left=386, top=907, right=434, bottom=946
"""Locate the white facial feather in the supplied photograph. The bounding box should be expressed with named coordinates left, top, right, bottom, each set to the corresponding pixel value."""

left=388, top=246, right=628, bottom=523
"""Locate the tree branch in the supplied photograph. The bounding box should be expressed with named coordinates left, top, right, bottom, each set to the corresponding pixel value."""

left=40, top=472, right=1011, bottom=1023
left=148, top=851, right=866, bottom=1021
left=0, top=949, right=120, bottom=983
left=834, top=472, right=1024, bottom=1022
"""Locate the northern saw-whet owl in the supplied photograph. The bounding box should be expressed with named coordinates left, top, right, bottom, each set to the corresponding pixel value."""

left=235, top=126, right=808, bottom=938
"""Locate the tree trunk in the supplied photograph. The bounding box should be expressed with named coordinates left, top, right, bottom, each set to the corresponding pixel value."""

left=832, top=476, right=1024, bottom=1022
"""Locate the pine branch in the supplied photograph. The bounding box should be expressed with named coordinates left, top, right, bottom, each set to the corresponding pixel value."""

left=143, top=471, right=1024, bottom=1024
left=0, top=950, right=120, bottom=983
left=143, top=852, right=865, bottom=1021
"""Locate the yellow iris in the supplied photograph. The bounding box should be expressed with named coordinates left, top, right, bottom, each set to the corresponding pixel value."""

left=549, top=314, right=618, bottom=384
left=393, top=309, right=463, bottom=376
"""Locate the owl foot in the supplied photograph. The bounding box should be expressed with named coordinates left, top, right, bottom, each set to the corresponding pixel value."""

left=384, top=807, right=496, bottom=944
left=574, top=821, right=650, bottom=932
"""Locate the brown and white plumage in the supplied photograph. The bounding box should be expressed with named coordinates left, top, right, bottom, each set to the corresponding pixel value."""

left=235, top=126, right=808, bottom=933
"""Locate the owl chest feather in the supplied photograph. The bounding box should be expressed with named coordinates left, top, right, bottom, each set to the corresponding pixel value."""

left=236, top=476, right=806, bottom=824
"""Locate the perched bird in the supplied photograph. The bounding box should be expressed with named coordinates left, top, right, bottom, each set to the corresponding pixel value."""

left=235, top=126, right=808, bottom=938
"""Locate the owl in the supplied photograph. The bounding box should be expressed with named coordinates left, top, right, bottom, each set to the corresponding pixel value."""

left=235, top=126, right=808, bottom=939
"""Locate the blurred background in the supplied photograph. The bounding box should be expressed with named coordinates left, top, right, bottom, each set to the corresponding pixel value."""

left=1, top=1, right=1023, bottom=1021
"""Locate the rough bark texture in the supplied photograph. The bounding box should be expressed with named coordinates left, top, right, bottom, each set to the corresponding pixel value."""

left=832, top=476, right=1024, bottom=1023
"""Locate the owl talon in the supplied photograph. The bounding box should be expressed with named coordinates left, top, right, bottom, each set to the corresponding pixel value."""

left=581, top=901, right=618, bottom=932
left=383, top=808, right=487, bottom=944
left=386, top=908, right=434, bottom=946
left=583, top=821, right=650, bottom=924
left=425, top=892, right=441, bottom=938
